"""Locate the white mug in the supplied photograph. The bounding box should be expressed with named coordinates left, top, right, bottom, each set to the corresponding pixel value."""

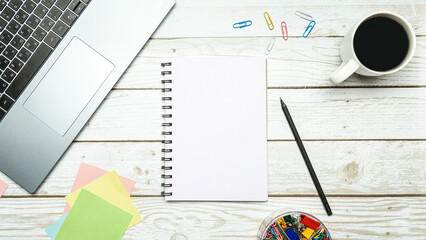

left=330, top=12, right=416, bottom=84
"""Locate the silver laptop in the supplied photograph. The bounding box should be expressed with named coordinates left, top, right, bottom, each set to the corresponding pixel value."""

left=0, top=0, right=175, bottom=193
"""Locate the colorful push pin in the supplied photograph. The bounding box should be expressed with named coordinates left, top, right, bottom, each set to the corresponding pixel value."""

left=285, top=228, right=299, bottom=240
left=276, top=218, right=288, bottom=229
left=283, top=214, right=295, bottom=224
left=277, top=218, right=285, bottom=224
left=302, top=227, right=315, bottom=239
left=300, top=214, right=321, bottom=230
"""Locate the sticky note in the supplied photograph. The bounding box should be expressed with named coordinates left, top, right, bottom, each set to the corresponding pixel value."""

left=64, top=162, right=135, bottom=214
left=57, top=189, right=132, bottom=240
left=0, top=178, right=8, bottom=198
left=45, top=212, right=123, bottom=240
left=46, top=213, right=68, bottom=239
left=66, top=171, right=142, bottom=228
left=302, top=227, right=315, bottom=239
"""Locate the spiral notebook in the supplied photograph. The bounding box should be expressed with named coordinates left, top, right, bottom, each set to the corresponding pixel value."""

left=161, top=56, right=267, bottom=201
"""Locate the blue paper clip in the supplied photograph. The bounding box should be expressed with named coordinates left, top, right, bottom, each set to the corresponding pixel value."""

left=233, top=20, right=252, bottom=29
left=303, top=20, right=316, bottom=38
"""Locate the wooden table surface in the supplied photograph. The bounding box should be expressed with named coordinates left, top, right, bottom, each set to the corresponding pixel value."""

left=1, top=0, right=426, bottom=239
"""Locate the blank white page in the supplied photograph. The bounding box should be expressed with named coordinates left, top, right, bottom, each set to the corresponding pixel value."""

left=164, top=56, right=267, bottom=201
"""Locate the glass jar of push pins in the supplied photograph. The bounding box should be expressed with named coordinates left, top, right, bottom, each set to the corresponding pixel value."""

left=258, top=211, right=331, bottom=240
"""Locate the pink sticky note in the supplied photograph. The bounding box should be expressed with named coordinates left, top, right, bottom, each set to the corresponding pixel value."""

left=0, top=178, right=8, bottom=198
left=64, top=162, right=135, bottom=214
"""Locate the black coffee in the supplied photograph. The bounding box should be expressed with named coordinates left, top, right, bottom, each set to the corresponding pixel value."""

left=353, top=17, right=409, bottom=71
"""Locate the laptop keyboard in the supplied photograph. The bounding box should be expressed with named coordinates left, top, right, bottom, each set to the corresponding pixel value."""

left=0, top=0, right=91, bottom=121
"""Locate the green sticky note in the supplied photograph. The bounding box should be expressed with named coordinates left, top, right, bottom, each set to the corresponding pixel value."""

left=56, top=189, right=133, bottom=240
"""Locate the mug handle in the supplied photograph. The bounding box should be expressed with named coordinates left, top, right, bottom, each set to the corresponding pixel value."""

left=329, top=59, right=359, bottom=84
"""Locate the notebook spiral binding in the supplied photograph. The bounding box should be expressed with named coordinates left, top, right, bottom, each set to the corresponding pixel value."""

left=161, top=62, right=173, bottom=197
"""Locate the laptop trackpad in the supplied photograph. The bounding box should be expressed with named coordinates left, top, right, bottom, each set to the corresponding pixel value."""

left=24, top=37, right=115, bottom=136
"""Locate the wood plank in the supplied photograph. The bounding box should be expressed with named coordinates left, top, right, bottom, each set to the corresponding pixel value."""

left=0, top=197, right=425, bottom=239
left=118, top=37, right=426, bottom=89
left=1, top=2, right=425, bottom=239
left=171, top=0, right=424, bottom=6
left=1, top=141, right=425, bottom=196
left=267, top=141, right=426, bottom=195
left=0, top=142, right=162, bottom=196
left=152, top=1, right=426, bottom=38
left=74, top=88, right=426, bottom=141
left=268, top=88, right=426, bottom=140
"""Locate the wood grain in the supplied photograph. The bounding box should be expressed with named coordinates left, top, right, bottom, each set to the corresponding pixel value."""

left=152, top=1, right=426, bottom=38
left=0, top=197, right=425, bottom=240
left=267, top=88, right=426, bottom=140
left=1, top=1, right=425, bottom=239
left=117, top=37, right=426, bottom=89
left=1, top=141, right=424, bottom=196
left=73, top=88, right=426, bottom=141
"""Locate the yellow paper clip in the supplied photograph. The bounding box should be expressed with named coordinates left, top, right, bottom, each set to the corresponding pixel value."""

left=264, top=12, right=274, bottom=30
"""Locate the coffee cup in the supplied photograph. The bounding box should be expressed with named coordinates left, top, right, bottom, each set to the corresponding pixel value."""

left=330, top=12, right=416, bottom=84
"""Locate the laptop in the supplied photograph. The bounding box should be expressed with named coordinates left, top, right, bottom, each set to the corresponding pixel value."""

left=0, top=0, right=175, bottom=193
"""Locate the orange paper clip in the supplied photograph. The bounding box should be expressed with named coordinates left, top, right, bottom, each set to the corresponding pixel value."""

left=264, top=12, right=274, bottom=30
left=281, top=21, right=288, bottom=40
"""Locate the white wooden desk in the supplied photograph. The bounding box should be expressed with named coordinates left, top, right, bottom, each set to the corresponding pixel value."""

left=1, top=1, right=425, bottom=239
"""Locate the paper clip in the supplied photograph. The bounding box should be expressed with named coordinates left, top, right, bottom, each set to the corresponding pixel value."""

left=233, top=20, right=252, bottom=29
left=281, top=21, right=288, bottom=40
left=265, top=38, right=275, bottom=55
left=264, top=12, right=274, bottom=30
left=295, top=11, right=313, bottom=21
left=303, top=20, right=316, bottom=38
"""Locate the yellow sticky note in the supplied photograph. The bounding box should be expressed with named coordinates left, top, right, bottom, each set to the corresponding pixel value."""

left=302, top=227, right=315, bottom=239
left=66, top=170, right=142, bottom=228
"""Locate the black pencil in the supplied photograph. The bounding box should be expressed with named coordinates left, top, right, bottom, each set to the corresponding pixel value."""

left=280, top=98, right=333, bottom=216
